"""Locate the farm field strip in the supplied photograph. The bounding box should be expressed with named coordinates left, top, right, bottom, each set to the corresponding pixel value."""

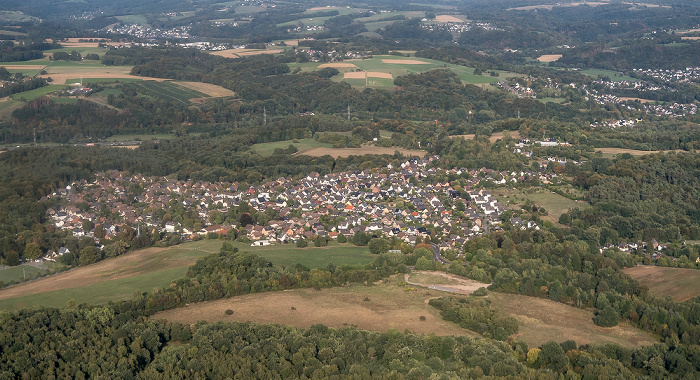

left=130, top=81, right=209, bottom=104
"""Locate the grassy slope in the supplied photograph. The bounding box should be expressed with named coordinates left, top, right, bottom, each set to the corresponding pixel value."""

left=623, top=266, right=700, bottom=302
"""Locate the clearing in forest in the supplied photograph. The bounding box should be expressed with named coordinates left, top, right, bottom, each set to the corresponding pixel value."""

left=301, top=146, right=426, bottom=158
left=525, top=191, right=588, bottom=221
left=343, top=71, right=394, bottom=79
left=434, top=15, right=465, bottom=23
left=175, top=81, right=235, bottom=97
left=537, top=54, right=562, bottom=62
left=152, top=278, right=477, bottom=336
left=623, top=266, right=700, bottom=302
left=451, top=131, right=520, bottom=144
left=487, top=292, right=658, bottom=348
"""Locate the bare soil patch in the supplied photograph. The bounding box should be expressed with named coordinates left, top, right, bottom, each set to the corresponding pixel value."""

left=381, top=59, right=431, bottom=65
left=537, top=54, right=562, bottom=62
left=435, top=15, right=464, bottom=23
left=405, top=271, right=489, bottom=294
left=318, top=62, right=358, bottom=68
left=302, top=146, right=425, bottom=157
left=113, top=145, right=140, bottom=149
left=176, top=81, right=235, bottom=97
left=0, top=246, right=179, bottom=300
left=211, top=49, right=282, bottom=58
left=623, top=266, right=700, bottom=302
left=344, top=71, right=393, bottom=79
left=152, top=282, right=474, bottom=336
left=488, top=293, right=658, bottom=348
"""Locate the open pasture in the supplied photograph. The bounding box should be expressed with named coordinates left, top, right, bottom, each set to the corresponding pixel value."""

left=175, top=81, right=235, bottom=97
left=0, top=240, right=223, bottom=311
left=623, top=266, right=700, bottom=302
left=10, top=85, right=64, bottom=101
left=488, top=293, right=657, bottom=348
left=593, top=147, right=690, bottom=158
left=451, top=131, right=520, bottom=143
left=525, top=191, right=588, bottom=221
left=210, top=48, right=282, bottom=59
left=152, top=278, right=475, bottom=336
left=251, top=138, right=333, bottom=156
left=0, top=98, right=23, bottom=119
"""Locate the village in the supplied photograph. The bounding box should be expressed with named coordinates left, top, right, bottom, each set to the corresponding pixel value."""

left=42, top=157, right=558, bottom=261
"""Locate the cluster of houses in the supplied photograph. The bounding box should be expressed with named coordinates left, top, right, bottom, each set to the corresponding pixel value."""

left=590, top=119, right=638, bottom=129
left=600, top=239, right=667, bottom=258
left=102, top=24, right=193, bottom=40
left=633, top=67, right=700, bottom=84
left=44, top=158, right=554, bottom=255
left=497, top=81, right=536, bottom=98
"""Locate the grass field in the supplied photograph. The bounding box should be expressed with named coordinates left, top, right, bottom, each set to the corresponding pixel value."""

left=623, top=266, right=700, bottom=302
left=580, top=69, right=637, bottom=82
left=152, top=277, right=475, bottom=336
left=487, top=293, right=657, bottom=348
left=525, top=191, right=588, bottom=221
left=10, top=85, right=64, bottom=101
left=130, top=81, right=209, bottom=104
left=302, top=146, right=426, bottom=158
left=593, top=147, right=690, bottom=158
left=251, top=138, right=333, bottom=156
left=0, top=99, right=23, bottom=120
left=232, top=241, right=374, bottom=269
left=0, top=265, right=53, bottom=284
left=0, top=240, right=223, bottom=311
left=115, top=15, right=149, bottom=26
left=0, top=239, right=375, bottom=310
left=407, top=272, right=458, bottom=286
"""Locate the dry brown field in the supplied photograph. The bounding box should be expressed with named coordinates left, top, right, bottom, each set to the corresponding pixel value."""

left=211, top=49, right=282, bottom=58
left=488, top=293, right=658, bottom=348
left=344, top=71, right=394, bottom=79
left=318, top=62, right=358, bottom=68
left=302, top=146, right=425, bottom=157
left=537, top=54, right=562, bottom=62
left=176, top=81, right=236, bottom=97
left=434, top=15, right=464, bottom=23
left=681, top=37, right=700, bottom=41
left=593, top=147, right=691, bottom=156
left=39, top=65, right=167, bottom=84
left=152, top=281, right=475, bottom=336
left=623, top=266, right=700, bottom=302
left=381, top=59, right=431, bottom=65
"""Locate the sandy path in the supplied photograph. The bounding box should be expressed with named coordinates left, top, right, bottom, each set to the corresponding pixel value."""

left=405, top=271, right=488, bottom=294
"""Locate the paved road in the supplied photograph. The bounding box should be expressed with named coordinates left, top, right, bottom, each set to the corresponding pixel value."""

left=430, top=243, right=450, bottom=264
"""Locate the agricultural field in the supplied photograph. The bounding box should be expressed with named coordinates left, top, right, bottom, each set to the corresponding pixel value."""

left=114, top=15, right=149, bottom=26
left=296, top=56, right=515, bottom=89
left=487, top=292, right=658, bottom=348
left=451, top=130, right=521, bottom=144
left=129, top=81, right=209, bottom=104
left=175, top=81, right=236, bottom=97
left=10, top=85, right=64, bottom=101
left=152, top=277, right=476, bottom=336
left=623, top=266, right=700, bottom=302
left=251, top=138, right=332, bottom=156
left=593, top=147, right=691, bottom=158
left=0, top=240, right=223, bottom=311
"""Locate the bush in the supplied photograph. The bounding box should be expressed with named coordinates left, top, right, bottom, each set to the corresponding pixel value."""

left=419, top=316, right=427, bottom=321
left=225, top=309, right=233, bottom=315
left=473, top=287, right=488, bottom=296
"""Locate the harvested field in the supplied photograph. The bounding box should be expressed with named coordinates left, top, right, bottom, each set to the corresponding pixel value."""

left=682, top=37, right=700, bottom=41
left=308, top=6, right=338, bottom=11
left=619, top=97, right=655, bottom=103
left=623, top=266, right=700, bottom=302
left=40, top=66, right=166, bottom=85
left=381, top=59, right=431, bottom=64
left=537, top=54, right=562, bottom=62
left=488, top=293, right=658, bottom=348
left=176, top=81, right=235, bottom=97
left=1, top=65, right=46, bottom=70
left=318, top=62, right=358, bottom=68
left=113, top=145, right=139, bottom=149
left=435, top=15, right=464, bottom=23
left=152, top=280, right=475, bottom=336
left=210, top=49, right=282, bottom=58
left=302, top=146, right=425, bottom=157
left=344, top=71, right=394, bottom=79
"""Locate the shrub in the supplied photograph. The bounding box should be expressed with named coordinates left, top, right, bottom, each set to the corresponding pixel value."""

left=225, top=309, right=234, bottom=315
